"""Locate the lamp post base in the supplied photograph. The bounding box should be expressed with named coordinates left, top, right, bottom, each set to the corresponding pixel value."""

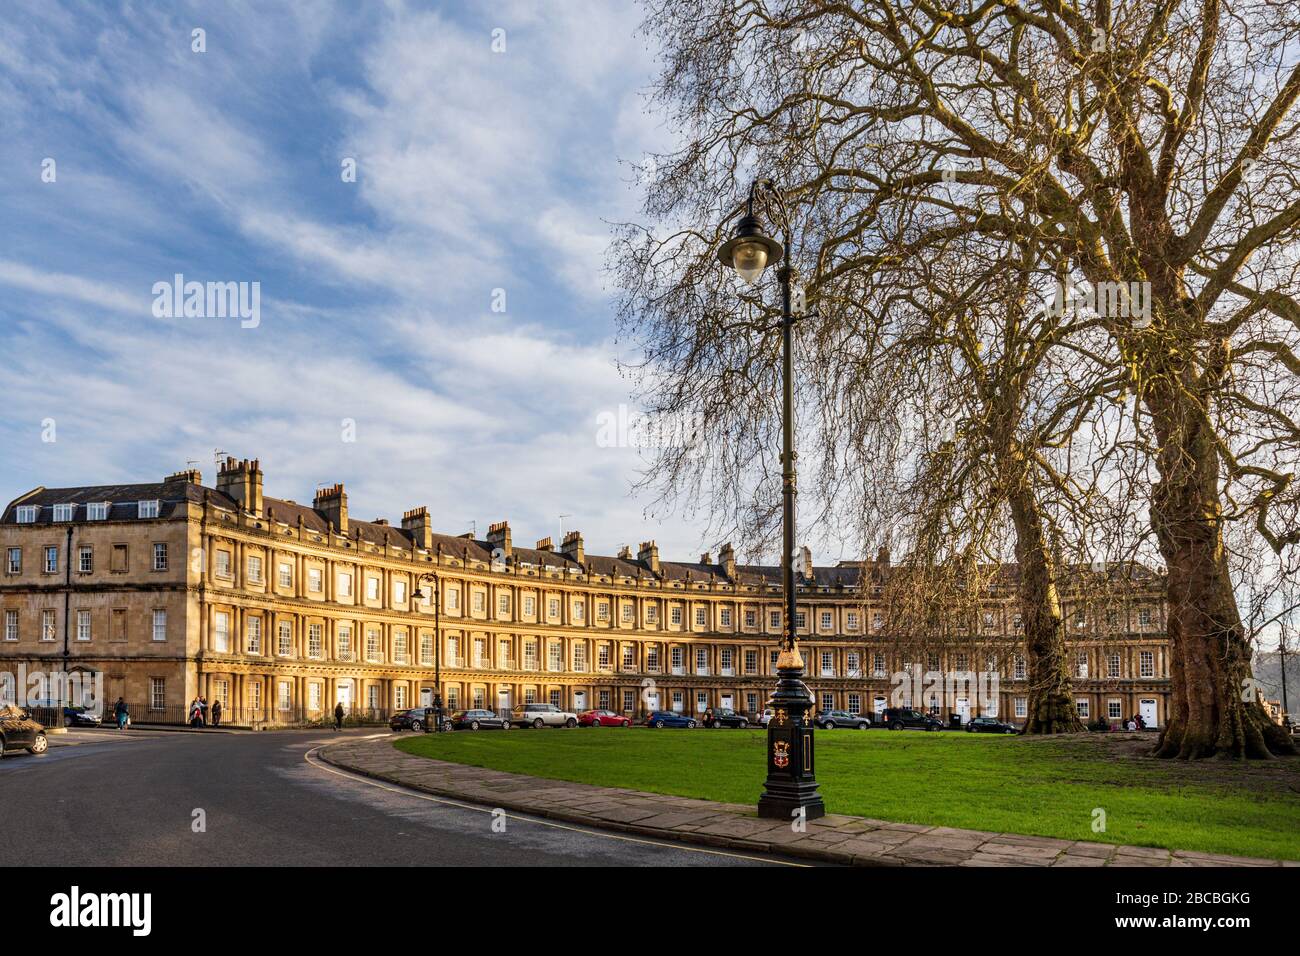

left=757, top=666, right=825, bottom=821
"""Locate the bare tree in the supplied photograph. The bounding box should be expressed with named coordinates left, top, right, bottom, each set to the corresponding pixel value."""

left=614, top=0, right=1299, bottom=757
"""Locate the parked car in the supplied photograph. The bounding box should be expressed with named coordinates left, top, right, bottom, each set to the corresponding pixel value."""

left=645, top=710, right=697, bottom=728
left=578, top=709, right=631, bottom=727
left=965, top=716, right=1018, bottom=734
left=703, top=708, right=748, bottom=729
left=511, top=703, right=579, bottom=729
left=29, top=698, right=102, bottom=728
left=881, top=707, right=944, bottom=731
left=450, top=709, right=512, bottom=731
left=389, top=707, right=450, bottom=733
left=758, top=708, right=775, bottom=727
left=0, top=705, right=49, bottom=757
left=817, top=709, right=870, bottom=730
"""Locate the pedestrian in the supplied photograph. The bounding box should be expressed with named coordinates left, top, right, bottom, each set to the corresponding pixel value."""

left=211, top=698, right=222, bottom=727
left=189, top=698, right=203, bottom=728
left=333, top=701, right=344, bottom=731
left=114, top=697, right=129, bottom=731
left=200, top=695, right=209, bottom=726
left=703, top=708, right=715, bottom=728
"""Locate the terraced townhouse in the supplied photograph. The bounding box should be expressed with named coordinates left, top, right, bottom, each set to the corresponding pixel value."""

left=0, top=458, right=1173, bottom=729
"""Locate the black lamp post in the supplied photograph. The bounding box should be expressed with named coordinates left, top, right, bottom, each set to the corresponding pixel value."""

left=717, top=179, right=825, bottom=821
left=414, top=571, right=445, bottom=732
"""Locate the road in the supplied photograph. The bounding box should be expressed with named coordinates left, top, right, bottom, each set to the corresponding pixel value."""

left=0, top=728, right=803, bottom=867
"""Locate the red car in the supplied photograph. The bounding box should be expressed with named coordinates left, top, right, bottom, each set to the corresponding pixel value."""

left=579, top=709, right=631, bottom=727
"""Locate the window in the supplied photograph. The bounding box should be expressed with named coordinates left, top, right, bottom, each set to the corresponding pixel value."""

left=982, top=611, right=995, bottom=629
left=308, top=568, right=323, bottom=593
left=1013, top=655, right=1025, bottom=680
left=420, top=633, right=433, bottom=665
left=574, top=644, right=587, bottom=671
left=549, top=690, right=562, bottom=708
left=473, top=591, right=486, bottom=613
left=1013, top=614, right=1023, bottom=631
left=446, top=587, right=460, bottom=611
left=670, top=646, right=683, bottom=672
left=523, top=595, right=536, bottom=616
left=646, top=646, right=660, bottom=671
left=337, top=572, right=353, bottom=597
left=670, top=606, right=682, bottom=626
left=278, top=621, right=293, bottom=657
left=745, top=609, right=757, bottom=628
left=1014, top=697, right=1027, bottom=718
left=393, top=629, right=408, bottom=664
left=598, top=601, right=610, bottom=622
left=54, top=503, right=75, bottom=522
left=645, top=605, right=657, bottom=623
left=150, top=678, right=165, bottom=711
left=216, top=551, right=232, bottom=578
left=78, top=546, right=93, bottom=573
left=548, top=642, right=563, bottom=671
left=873, top=653, right=886, bottom=678
left=623, top=690, right=635, bottom=713
left=1108, top=699, right=1123, bottom=720
left=696, top=647, right=709, bottom=672
left=769, top=610, right=780, bottom=630
left=16, top=505, right=38, bottom=523
left=86, top=501, right=108, bottom=520
left=137, top=500, right=160, bottom=518
left=1074, top=609, right=1086, bottom=627
left=1138, top=608, right=1152, bottom=627
left=746, top=692, right=758, bottom=713
left=847, top=651, right=860, bottom=675
left=3, top=610, right=16, bottom=641
left=278, top=563, right=292, bottom=588
left=599, top=690, right=610, bottom=710
left=622, top=645, right=635, bottom=670
left=547, top=597, right=560, bottom=618
left=154, top=543, right=168, bottom=571
left=6, top=548, right=20, bottom=574
left=671, top=690, right=683, bottom=712
left=394, top=685, right=407, bottom=709
left=394, top=581, right=407, bottom=604
left=497, top=592, right=511, bottom=614
left=821, top=693, right=834, bottom=712
left=820, top=610, right=832, bottom=630
left=279, top=681, right=292, bottom=711
left=76, top=609, right=91, bottom=641
left=1139, top=650, right=1154, bottom=678
left=598, top=644, right=610, bottom=669
left=524, top=641, right=538, bottom=669
left=821, top=651, right=834, bottom=676
left=846, top=611, right=858, bottom=630
left=309, top=683, right=323, bottom=712
left=215, top=612, right=230, bottom=652
left=694, top=607, right=707, bottom=627
left=848, top=694, right=861, bottom=715
left=246, top=617, right=262, bottom=654
left=795, top=611, right=806, bottom=629
left=366, top=628, right=381, bottom=662
left=308, top=624, right=323, bottom=659
left=720, top=648, right=733, bottom=673
left=1076, top=651, right=1089, bottom=679
left=44, top=546, right=59, bottom=573
left=152, top=609, right=167, bottom=642
left=622, top=603, right=634, bottom=623
left=1075, top=699, right=1090, bottom=718
left=1107, top=653, right=1121, bottom=678
left=41, top=610, right=55, bottom=642
left=1106, top=609, right=1119, bottom=628
left=744, top=650, right=757, bottom=674
left=337, top=626, right=351, bottom=662
left=872, top=612, right=883, bottom=630
left=366, top=577, right=380, bottom=601
left=696, top=691, right=708, bottom=712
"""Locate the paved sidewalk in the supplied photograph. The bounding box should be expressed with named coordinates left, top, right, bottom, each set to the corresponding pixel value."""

left=318, top=736, right=1295, bottom=868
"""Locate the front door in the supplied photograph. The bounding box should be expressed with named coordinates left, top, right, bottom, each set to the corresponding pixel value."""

left=1140, top=699, right=1158, bottom=728
left=873, top=695, right=888, bottom=718
left=720, top=694, right=734, bottom=710
left=573, top=691, right=586, bottom=712
left=420, top=687, right=433, bottom=708
left=337, top=682, right=353, bottom=712
left=497, top=689, right=511, bottom=718
left=956, top=697, right=970, bottom=724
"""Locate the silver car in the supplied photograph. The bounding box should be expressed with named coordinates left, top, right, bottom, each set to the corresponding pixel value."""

left=510, top=702, right=579, bottom=728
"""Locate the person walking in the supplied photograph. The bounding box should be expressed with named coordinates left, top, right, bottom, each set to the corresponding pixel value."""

left=199, top=696, right=209, bottom=726
left=114, top=697, right=129, bottom=731
left=211, top=699, right=222, bottom=728
left=333, top=701, right=344, bottom=731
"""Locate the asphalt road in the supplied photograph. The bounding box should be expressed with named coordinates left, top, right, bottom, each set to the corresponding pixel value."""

left=0, top=728, right=802, bottom=867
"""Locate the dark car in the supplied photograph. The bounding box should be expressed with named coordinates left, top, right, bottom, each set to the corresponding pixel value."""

left=645, top=710, right=697, bottom=728
left=703, top=708, right=748, bottom=729
left=966, top=715, right=1018, bottom=734
left=388, top=707, right=450, bottom=733
left=0, top=705, right=49, bottom=757
left=29, top=698, right=102, bottom=728
left=450, top=709, right=512, bottom=731
left=817, top=709, right=870, bottom=730
left=881, top=707, right=943, bottom=731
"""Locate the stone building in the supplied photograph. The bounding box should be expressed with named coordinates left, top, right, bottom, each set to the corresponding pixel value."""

left=0, top=459, right=1172, bottom=728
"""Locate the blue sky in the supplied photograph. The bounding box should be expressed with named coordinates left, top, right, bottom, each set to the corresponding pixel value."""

left=0, top=0, right=739, bottom=560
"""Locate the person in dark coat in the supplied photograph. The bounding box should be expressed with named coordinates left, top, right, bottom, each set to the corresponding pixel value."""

left=211, top=699, right=222, bottom=727
left=333, top=701, right=345, bottom=731
left=114, top=697, right=129, bottom=730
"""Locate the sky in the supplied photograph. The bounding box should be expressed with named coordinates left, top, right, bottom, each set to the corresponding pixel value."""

left=0, top=0, right=745, bottom=562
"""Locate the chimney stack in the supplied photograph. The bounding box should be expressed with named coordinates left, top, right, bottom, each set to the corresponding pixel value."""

left=801, top=545, right=814, bottom=580
left=560, top=530, right=584, bottom=564
left=637, top=540, right=660, bottom=575
left=876, top=546, right=891, bottom=567
left=486, top=521, right=512, bottom=560
left=719, top=542, right=736, bottom=579
left=535, top=536, right=553, bottom=552
left=165, top=468, right=202, bottom=486
left=402, top=506, right=433, bottom=550
left=700, top=552, right=712, bottom=565
left=617, top=545, right=632, bottom=560
left=314, top=483, right=348, bottom=534
left=216, top=457, right=263, bottom=516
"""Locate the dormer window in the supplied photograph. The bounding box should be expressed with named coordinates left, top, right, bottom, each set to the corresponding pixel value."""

left=87, top=502, right=109, bottom=521
left=15, top=506, right=38, bottom=523
left=53, top=504, right=75, bottom=522
left=137, top=500, right=160, bottom=519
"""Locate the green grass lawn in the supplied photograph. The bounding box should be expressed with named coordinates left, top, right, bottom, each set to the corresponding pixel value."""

left=394, top=728, right=1300, bottom=860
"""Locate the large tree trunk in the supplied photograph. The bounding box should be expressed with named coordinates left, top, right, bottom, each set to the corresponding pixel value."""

left=1147, top=385, right=1295, bottom=759
left=1007, top=467, right=1085, bottom=734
